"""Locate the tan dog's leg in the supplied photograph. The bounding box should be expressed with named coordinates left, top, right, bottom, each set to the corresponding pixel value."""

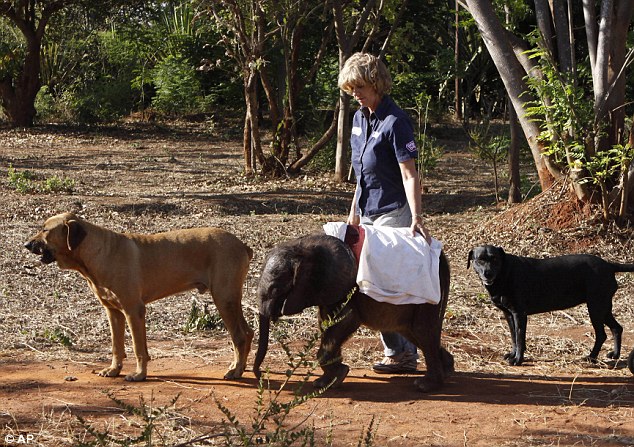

left=123, top=302, right=151, bottom=382
left=99, top=306, right=126, bottom=378
left=214, top=295, right=253, bottom=379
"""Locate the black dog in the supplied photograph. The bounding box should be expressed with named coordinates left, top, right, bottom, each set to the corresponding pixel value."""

left=467, top=245, right=634, bottom=366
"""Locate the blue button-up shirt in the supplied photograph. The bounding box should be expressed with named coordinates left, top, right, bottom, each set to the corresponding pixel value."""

left=350, top=95, right=418, bottom=217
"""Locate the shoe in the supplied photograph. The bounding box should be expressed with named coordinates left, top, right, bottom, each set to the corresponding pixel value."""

left=372, top=351, right=417, bottom=374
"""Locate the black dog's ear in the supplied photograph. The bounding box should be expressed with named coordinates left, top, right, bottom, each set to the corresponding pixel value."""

left=467, top=249, right=474, bottom=269
left=65, top=220, right=86, bottom=250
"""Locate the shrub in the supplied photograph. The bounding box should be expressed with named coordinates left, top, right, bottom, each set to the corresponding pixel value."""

left=151, top=55, right=202, bottom=115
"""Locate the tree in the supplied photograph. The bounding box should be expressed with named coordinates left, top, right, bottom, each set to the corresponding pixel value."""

left=0, top=0, right=143, bottom=127
left=461, top=0, right=634, bottom=219
left=199, top=0, right=337, bottom=177
left=0, top=0, right=68, bottom=126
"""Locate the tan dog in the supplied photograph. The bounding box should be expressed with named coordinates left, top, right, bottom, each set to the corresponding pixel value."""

left=25, top=212, right=254, bottom=381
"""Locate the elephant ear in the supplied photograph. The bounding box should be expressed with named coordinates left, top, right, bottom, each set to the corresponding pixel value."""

left=275, top=234, right=358, bottom=316
left=280, top=255, right=315, bottom=315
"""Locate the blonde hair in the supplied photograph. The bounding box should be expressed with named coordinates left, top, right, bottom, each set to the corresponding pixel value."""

left=338, top=52, right=392, bottom=97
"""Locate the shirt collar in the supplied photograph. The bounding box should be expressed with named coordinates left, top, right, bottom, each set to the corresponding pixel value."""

left=361, top=95, right=392, bottom=121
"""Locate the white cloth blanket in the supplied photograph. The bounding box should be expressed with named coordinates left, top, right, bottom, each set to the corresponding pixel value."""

left=323, top=222, right=442, bottom=305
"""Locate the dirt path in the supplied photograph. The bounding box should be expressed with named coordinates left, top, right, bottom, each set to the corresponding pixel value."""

left=2, top=340, right=633, bottom=447
left=1, top=122, right=633, bottom=446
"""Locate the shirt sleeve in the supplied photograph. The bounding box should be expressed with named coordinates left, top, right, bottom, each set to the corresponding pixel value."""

left=390, top=116, right=418, bottom=163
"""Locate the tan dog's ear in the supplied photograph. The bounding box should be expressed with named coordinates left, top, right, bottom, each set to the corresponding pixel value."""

left=65, top=220, right=86, bottom=250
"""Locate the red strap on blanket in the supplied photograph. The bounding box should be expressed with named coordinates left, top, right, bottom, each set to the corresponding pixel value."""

left=344, top=224, right=365, bottom=264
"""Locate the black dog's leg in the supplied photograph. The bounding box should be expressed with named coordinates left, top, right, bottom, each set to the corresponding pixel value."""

left=501, top=310, right=518, bottom=362
left=313, top=305, right=360, bottom=389
left=585, top=302, right=611, bottom=361
left=508, top=312, right=527, bottom=365
left=604, top=313, right=623, bottom=359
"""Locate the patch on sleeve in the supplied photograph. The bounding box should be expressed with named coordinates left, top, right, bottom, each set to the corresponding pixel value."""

left=406, top=140, right=417, bottom=152
left=351, top=126, right=362, bottom=136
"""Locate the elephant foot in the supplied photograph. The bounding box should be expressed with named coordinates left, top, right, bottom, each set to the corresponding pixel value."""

left=414, top=375, right=443, bottom=393
left=313, top=364, right=349, bottom=390
left=441, top=348, right=455, bottom=376
left=583, top=354, right=598, bottom=364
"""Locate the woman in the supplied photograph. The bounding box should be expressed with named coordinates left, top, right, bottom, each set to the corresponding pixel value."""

left=338, top=52, right=431, bottom=374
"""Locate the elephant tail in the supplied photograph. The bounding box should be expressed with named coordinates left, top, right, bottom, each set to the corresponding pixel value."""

left=253, top=314, right=270, bottom=380
left=438, top=250, right=451, bottom=320
left=438, top=251, right=454, bottom=378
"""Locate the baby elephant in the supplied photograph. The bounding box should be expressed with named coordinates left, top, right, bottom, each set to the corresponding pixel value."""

left=254, top=233, right=454, bottom=393
left=468, top=244, right=634, bottom=366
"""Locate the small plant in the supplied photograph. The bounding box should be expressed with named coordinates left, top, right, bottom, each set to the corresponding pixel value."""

left=73, top=391, right=181, bottom=446
left=581, top=143, right=634, bottom=222
left=468, top=124, right=509, bottom=202
left=7, top=165, right=75, bottom=194
left=7, top=164, right=38, bottom=193
left=184, top=299, right=224, bottom=332
left=70, top=290, right=377, bottom=446
left=42, top=174, right=76, bottom=193
left=409, top=92, right=444, bottom=179
left=43, top=327, right=74, bottom=348
left=212, top=330, right=351, bottom=446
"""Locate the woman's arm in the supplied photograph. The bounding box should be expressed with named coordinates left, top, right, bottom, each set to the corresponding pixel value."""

left=399, top=158, right=431, bottom=242
left=347, top=184, right=361, bottom=225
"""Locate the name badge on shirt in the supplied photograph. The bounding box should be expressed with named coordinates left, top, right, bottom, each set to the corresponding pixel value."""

left=371, top=131, right=380, bottom=139
left=351, top=126, right=362, bottom=136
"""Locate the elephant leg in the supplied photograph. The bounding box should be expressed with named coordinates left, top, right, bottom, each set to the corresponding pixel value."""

left=407, top=306, right=446, bottom=392
left=313, top=305, right=361, bottom=390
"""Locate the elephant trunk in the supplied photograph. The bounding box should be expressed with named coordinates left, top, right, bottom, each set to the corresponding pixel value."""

left=253, top=313, right=270, bottom=379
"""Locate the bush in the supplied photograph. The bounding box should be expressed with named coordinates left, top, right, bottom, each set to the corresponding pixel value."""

left=151, top=55, right=202, bottom=115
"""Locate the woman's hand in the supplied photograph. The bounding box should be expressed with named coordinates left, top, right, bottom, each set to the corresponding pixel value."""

left=411, top=216, right=431, bottom=244
left=347, top=214, right=360, bottom=226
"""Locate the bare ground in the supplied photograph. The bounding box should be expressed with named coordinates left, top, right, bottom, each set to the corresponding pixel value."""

left=1, top=122, right=633, bottom=447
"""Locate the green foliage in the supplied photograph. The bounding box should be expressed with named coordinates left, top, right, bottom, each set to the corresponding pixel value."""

left=150, top=55, right=202, bottom=115
left=73, top=391, right=181, bottom=446
left=43, top=327, right=74, bottom=348
left=7, top=165, right=75, bottom=194
left=0, top=17, right=23, bottom=79
left=409, top=92, right=444, bottom=177
left=582, top=144, right=634, bottom=220
left=70, top=312, right=377, bottom=446
left=523, top=31, right=595, bottom=165
left=468, top=122, right=509, bottom=202
left=184, top=300, right=224, bottom=332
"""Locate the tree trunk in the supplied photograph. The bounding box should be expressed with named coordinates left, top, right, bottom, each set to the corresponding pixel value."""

left=242, top=87, right=254, bottom=176
left=0, top=33, right=41, bottom=127
left=464, top=0, right=555, bottom=191
left=0, top=0, right=65, bottom=127
left=334, top=90, right=351, bottom=182
left=288, top=101, right=340, bottom=174
left=332, top=0, right=377, bottom=182
left=507, top=96, right=522, bottom=204
left=454, top=1, right=462, bottom=121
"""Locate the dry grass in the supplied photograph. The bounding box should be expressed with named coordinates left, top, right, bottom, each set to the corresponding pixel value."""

left=1, top=123, right=633, bottom=446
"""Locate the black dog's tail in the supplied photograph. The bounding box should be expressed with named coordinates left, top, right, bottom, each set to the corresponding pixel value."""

left=610, top=262, right=634, bottom=273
